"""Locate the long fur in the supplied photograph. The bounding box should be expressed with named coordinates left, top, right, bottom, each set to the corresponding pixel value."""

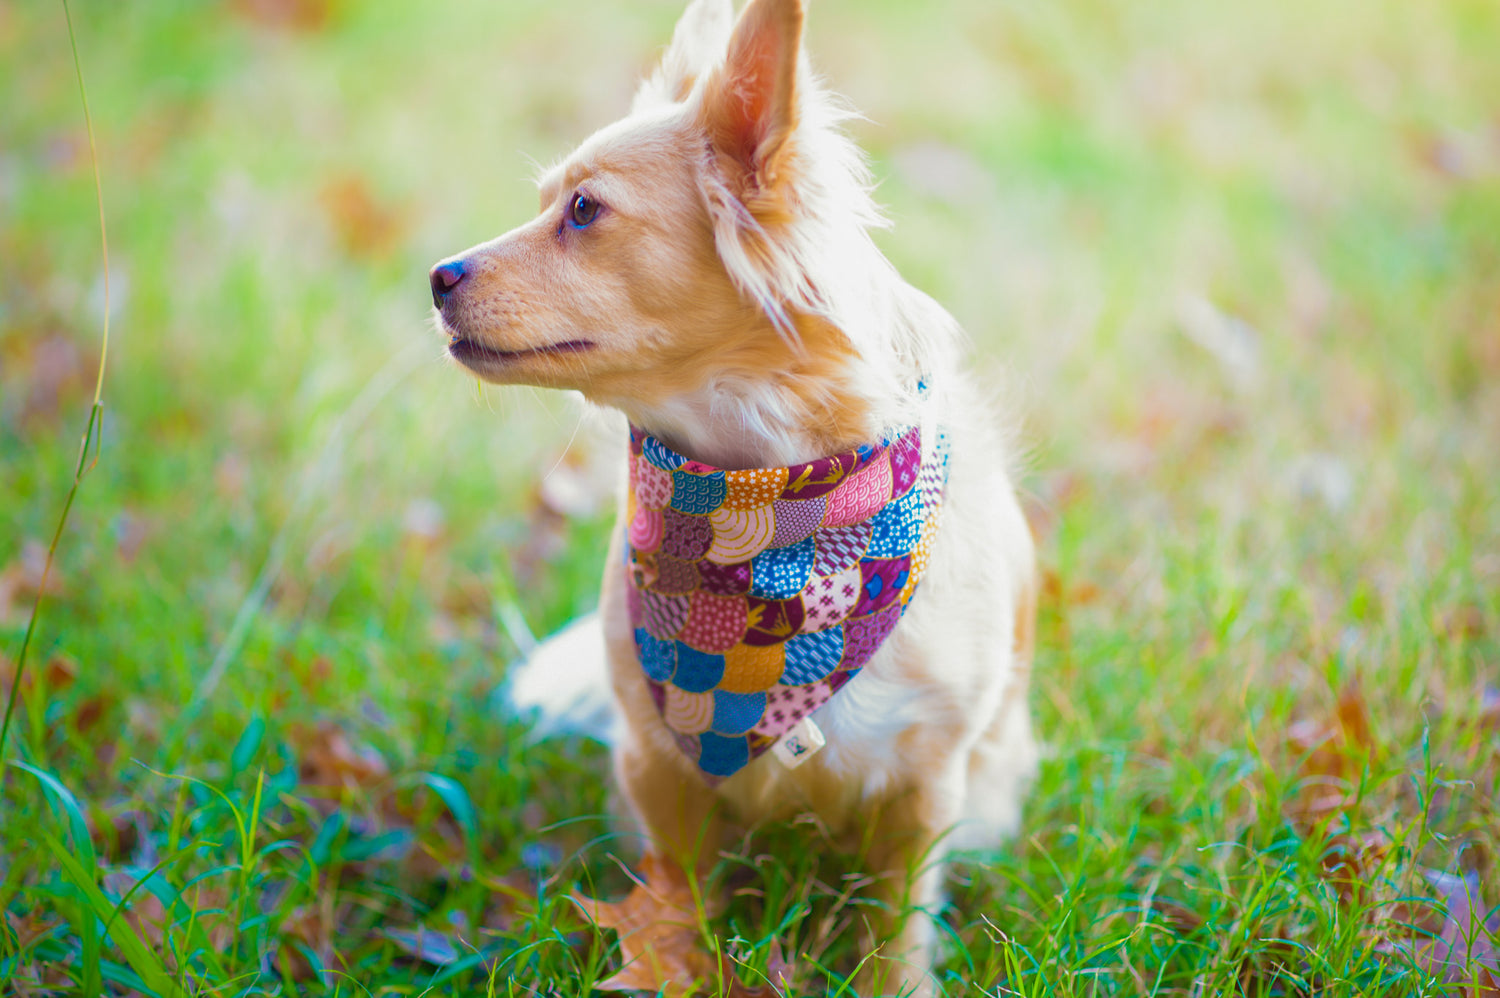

left=650, top=0, right=958, bottom=440
left=431, top=1, right=1038, bottom=991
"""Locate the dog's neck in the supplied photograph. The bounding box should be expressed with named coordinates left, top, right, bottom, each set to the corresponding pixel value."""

left=617, top=387, right=874, bottom=470
left=609, top=306, right=923, bottom=469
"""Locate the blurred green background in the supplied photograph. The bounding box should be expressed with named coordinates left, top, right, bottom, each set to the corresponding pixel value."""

left=2, top=0, right=1497, bottom=993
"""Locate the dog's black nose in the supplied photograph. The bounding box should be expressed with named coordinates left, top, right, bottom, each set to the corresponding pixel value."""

left=429, top=260, right=467, bottom=309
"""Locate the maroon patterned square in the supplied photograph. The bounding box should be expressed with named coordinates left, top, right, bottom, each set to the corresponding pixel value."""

left=888, top=428, right=922, bottom=498
left=743, top=596, right=805, bottom=645
left=841, top=603, right=901, bottom=671
left=771, top=495, right=826, bottom=548
left=780, top=452, right=856, bottom=500
left=699, top=559, right=751, bottom=595
left=654, top=554, right=700, bottom=595
left=660, top=508, right=713, bottom=560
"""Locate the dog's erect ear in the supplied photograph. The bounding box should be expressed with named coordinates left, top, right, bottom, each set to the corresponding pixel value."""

left=698, top=0, right=804, bottom=192
left=636, top=0, right=735, bottom=109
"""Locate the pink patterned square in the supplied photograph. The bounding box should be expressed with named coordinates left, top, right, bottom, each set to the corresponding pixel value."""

left=798, top=565, right=862, bottom=633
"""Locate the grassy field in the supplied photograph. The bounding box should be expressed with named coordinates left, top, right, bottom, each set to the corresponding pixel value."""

left=2, top=0, right=1498, bottom=994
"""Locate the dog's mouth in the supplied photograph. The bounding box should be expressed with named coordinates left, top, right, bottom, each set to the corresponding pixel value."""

left=447, top=336, right=596, bottom=370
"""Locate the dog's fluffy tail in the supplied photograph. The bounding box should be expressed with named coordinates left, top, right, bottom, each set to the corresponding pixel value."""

left=506, top=612, right=620, bottom=744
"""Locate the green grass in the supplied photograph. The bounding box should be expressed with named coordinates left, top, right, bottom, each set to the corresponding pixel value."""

left=2, top=0, right=1497, bottom=994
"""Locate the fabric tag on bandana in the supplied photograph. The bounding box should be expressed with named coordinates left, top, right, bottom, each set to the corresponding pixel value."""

left=771, top=716, right=825, bottom=769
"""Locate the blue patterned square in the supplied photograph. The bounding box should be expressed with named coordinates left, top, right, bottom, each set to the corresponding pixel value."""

left=672, top=644, right=725, bottom=693
left=635, top=629, right=675, bottom=682
left=697, top=733, right=750, bottom=778
left=867, top=487, right=925, bottom=557
left=670, top=470, right=727, bottom=515
left=781, top=628, right=844, bottom=686
left=712, top=690, right=767, bottom=736
left=643, top=436, right=687, bottom=472
left=748, top=536, right=815, bottom=599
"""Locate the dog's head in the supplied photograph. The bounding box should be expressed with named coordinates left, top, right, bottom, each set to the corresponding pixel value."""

left=430, top=0, right=949, bottom=465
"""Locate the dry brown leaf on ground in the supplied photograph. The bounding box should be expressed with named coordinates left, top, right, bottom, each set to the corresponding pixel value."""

left=395, top=818, right=468, bottom=883
left=5, top=920, right=73, bottom=997
left=0, top=540, right=66, bottom=626
left=377, top=779, right=470, bottom=882
left=726, top=939, right=793, bottom=997
left=476, top=871, right=533, bottom=935
left=286, top=723, right=470, bottom=883
left=88, top=807, right=148, bottom=864
left=1285, top=681, right=1376, bottom=822
left=73, top=694, right=106, bottom=736
left=1319, top=830, right=1392, bottom=908
left=101, top=873, right=233, bottom=958
left=574, top=852, right=713, bottom=996
left=1038, top=567, right=1101, bottom=609
left=381, top=926, right=462, bottom=966
left=292, top=720, right=390, bottom=797
left=1434, top=604, right=1488, bottom=641
left=1480, top=687, right=1500, bottom=730
left=1, top=650, right=112, bottom=760
left=1147, top=896, right=1206, bottom=935
left=1284, top=684, right=1398, bottom=912
left=5, top=909, right=62, bottom=950
left=43, top=654, right=77, bottom=690
left=277, top=902, right=338, bottom=982
left=1334, top=681, right=1375, bottom=751
left=574, top=853, right=790, bottom=997
left=0, top=652, right=75, bottom=697
left=1414, top=869, right=1500, bottom=987
left=11, top=333, right=92, bottom=427
left=288, top=653, right=335, bottom=702
left=440, top=573, right=497, bottom=623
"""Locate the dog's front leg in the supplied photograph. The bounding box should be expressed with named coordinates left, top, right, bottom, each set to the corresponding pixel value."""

left=599, top=524, right=727, bottom=889
left=856, top=779, right=964, bottom=997
left=613, top=730, right=726, bottom=886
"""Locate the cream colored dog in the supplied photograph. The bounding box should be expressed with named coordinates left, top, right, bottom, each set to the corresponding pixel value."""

left=430, top=0, right=1037, bottom=991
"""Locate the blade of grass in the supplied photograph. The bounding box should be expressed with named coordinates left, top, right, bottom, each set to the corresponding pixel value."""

left=407, top=771, right=478, bottom=847
left=229, top=716, right=266, bottom=777
left=0, top=0, right=111, bottom=768
left=40, top=829, right=183, bottom=998
left=9, top=761, right=95, bottom=861
left=11, top=761, right=102, bottom=995
left=18, top=759, right=207, bottom=993
left=104, top=860, right=232, bottom=986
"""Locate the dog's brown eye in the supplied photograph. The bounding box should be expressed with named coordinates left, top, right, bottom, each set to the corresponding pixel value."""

left=569, top=192, right=600, bottom=229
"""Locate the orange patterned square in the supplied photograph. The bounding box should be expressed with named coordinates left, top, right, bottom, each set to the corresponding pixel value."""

left=721, top=467, right=789, bottom=510
left=718, top=642, right=788, bottom=693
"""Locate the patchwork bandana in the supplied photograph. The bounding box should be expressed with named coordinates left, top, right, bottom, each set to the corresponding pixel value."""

left=623, top=422, right=951, bottom=782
